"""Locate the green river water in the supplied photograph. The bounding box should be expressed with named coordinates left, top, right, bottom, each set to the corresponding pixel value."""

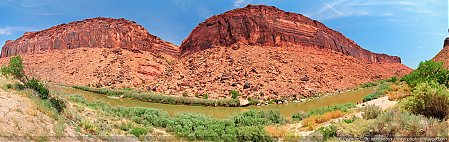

left=52, top=86, right=376, bottom=119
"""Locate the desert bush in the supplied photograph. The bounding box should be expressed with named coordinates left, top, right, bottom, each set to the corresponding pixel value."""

left=26, top=78, right=49, bottom=100
left=401, top=60, right=449, bottom=88
left=264, top=125, right=288, bottom=138
left=291, top=112, right=307, bottom=121
left=49, top=97, right=66, bottom=113
left=232, top=110, right=285, bottom=126
left=302, top=110, right=344, bottom=130
left=386, top=76, right=398, bottom=83
left=1, top=56, right=25, bottom=81
left=317, top=125, right=337, bottom=141
left=387, top=91, right=410, bottom=101
left=367, top=111, right=448, bottom=138
left=403, top=82, right=449, bottom=120
left=130, top=127, right=149, bottom=138
left=361, top=105, right=382, bottom=119
left=69, top=95, right=276, bottom=141
left=229, top=90, right=240, bottom=99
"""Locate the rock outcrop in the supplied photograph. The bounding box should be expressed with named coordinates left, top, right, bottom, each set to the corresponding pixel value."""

left=180, top=5, right=400, bottom=63
left=1, top=17, right=179, bottom=58
left=432, top=36, right=449, bottom=68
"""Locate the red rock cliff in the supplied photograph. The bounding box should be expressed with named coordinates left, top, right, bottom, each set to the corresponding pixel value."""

left=1, top=17, right=179, bottom=57
left=180, top=5, right=401, bottom=63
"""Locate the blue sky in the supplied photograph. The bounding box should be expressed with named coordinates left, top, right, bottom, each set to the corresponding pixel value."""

left=0, top=0, right=447, bottom=68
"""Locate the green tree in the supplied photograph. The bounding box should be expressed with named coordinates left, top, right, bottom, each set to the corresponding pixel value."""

left=401, top=60, right=449, bottom=88
left=1, top=56, right=26, bottom=81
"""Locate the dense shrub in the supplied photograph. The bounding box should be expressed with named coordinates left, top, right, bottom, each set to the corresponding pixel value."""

left=386, top=76, right=397, bottom=83
left=291, top=112, right=307, bottom=121
left=232, top=110, right=285, bottom=126
left=129, top=127, right=149, bottom=138
left=401, top=60, right=449, bottom=88
left=1, top=56, right=25, bottom=81
left=69, top=95, right=277, bottom=141
left=49, top=97, right=66, bottom=113
left=404, top=82, right=449, bottom=120
left=26, top=78, right=49, bottom=100
left=73, top=86, right=240, bottom=107
left=361, top=105, right=382, bottom=119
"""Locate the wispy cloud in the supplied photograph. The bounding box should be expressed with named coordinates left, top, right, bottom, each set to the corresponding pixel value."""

left=233, top=0, right=252, bottom=7
left=305, top=0, right=439, bottom=21
left=0, top=27, right=36, bottom=36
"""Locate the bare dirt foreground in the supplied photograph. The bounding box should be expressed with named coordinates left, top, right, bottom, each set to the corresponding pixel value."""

left=0, top=77, right=80, bottom=141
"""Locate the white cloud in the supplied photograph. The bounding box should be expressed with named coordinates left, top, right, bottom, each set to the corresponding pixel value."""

left=234, top=0, right=251, bottom=7
left=0, top=27, right=35, bottom=36
left=0, top=28, right=13, bottom=35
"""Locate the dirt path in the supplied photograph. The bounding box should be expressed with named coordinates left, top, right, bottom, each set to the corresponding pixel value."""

left=357, top=96, right=397, bottom=110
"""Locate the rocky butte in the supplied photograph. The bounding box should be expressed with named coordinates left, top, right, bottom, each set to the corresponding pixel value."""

left=154, top=5, right=412, bottom=99
left=180, top=5, right=401, bottom=63
left=0, top=5, right=412, bottom=100
left=432, top=32, right=449, bottom=68
left=1, top=17, right=179, bottom=57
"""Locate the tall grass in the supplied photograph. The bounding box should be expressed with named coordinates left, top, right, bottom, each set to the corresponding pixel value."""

left=73, top=86, right=241, bottom=107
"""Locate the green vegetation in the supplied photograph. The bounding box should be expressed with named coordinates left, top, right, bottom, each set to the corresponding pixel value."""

left=361, top=104, right=382, bottom=119
left=25, top=78, right=49, bottom=100
left=404, top=82, right=449, bottom=119
left=292, top=103, right=356, bottom=121
left=73, top=86, right=241, bottom=107
left=317, top=126, right=337, bottom=141
left=69, top=95, right=283, bottom=141
left=1, top=55, right=66, bottom=113
left=401, top=60, right=449, bottom=88
left=335, top=110, right=448, bottom=139
left=359, top=82, right=378, bottom=88
left=229, top=90, right=240, bottom=99
left=0, top=56, right=26, bottom=81
left=362, top=83, right=390, bottom=102
left=386, top=76, right=398, bottom=83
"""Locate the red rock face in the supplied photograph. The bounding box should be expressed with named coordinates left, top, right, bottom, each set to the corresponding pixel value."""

left=180, top=5, right=401, bottom=63
left=432, top=37, right=449, bottom=68
left=1, top=17, right=179, bottom=58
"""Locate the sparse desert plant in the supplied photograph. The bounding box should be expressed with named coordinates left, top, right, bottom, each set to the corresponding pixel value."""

left=302, top=110, right=344, bottom=130
left=403, top=82, right=449, bottom=120
left=317, top=125, right=337, bottom=141
left=292, top=112, right=307, bottom=121
left=362, top=84, right=391, bottom=102
left=264, top=125, right=288, bottom=138
left=359, top=82, right=378, bottom=88
left=361, top=104, right=382, bottom=119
